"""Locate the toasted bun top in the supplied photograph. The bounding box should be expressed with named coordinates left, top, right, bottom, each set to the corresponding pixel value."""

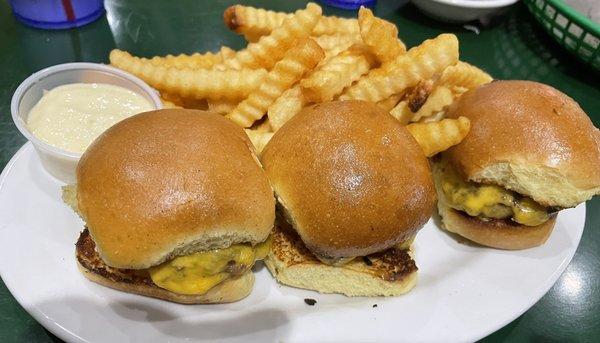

left=261, top=101, right=436, bottom=259
left=77, top=109, right=275, bottom=269
left=445, top=80, right=600, bottom=208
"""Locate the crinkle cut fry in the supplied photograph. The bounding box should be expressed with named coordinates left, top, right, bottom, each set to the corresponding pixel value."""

left=300, top=44, right=377, bottom=103
left=406, top=116, right=471, bottom=157
left=109, top=49, right=267, bottom=101
left=227, top=38, right=325, bottom=128
left=223, top=4, right=358, bottom=40
left=438, top=61, right=493, bottom=91
left=147, top=46, right=235, bottom=69
left=245, top=129, right=274, bottom=154
left=268, top=86, right=305, bottom=131
left=339, top=33, right=459, bottom=103
left=358, top=7, right=405, bottom=63
left=222, top=3, right=322, bottom=70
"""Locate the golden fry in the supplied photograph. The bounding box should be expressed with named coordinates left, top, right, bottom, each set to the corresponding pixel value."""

left=418, top=111, right=445, bottom=123
left=314, top=14, right=359, bottom=36
left=227, top=38, right=325, bottom=127
left=223, top=3, right=322, bottom=70
left=405, top=80, right=434, bottom=112
left=412, top=86, right=454, bottom=122
left=251, top=117, right=273, bottom=133
left=314, top=34, right=361, bottom=58
left=160, top=92, right=208, bottom=110
left=223, top=4, right=358, bottom=41
left=438, top=61, right=493, bottom=90
left=109, top=49, right=266, bottom=100
left=245, top=129, right=274, bottom=154
left=268, top=86, right=305, bottom=131
left=358, top=7, right=405, bottom=63
left=389, top=100, right=412, bottom=124
left=300, top=44, right=376, bottom=102
left=160, top=98, right=182, bottom=109
left=224, top=5, right=289, bottom=41
left=147, top=46, right=234, bottom=69
left=339, top=34, right=459, bottom=103
left=376, top=93, right=403, bottom=112
left=407, top=116, right=471, bottom=157
left=207, top=98, right=239, bottom=115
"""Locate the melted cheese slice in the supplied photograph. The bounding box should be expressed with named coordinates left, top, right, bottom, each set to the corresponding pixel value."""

left=149, top=238, right=271, bottom=295
left=440, top=163, right=550, bottom=226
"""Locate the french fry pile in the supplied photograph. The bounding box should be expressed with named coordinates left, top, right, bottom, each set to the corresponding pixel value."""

left=109, top=3, right=493, bottom=156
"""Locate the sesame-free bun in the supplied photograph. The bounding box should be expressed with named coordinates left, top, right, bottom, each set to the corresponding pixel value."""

left=445, top=80, right=600, bottom=208
left=261, top=100, right=436, bottom=260
left=265, top=220, right=417, bottom=297
left=436, top=198, right=556, bottom=250
left=78, top=263, right=254, bottom=304
left=75, top=229, right=253, bottom=304
left=76, top=109, right=275, bottom=269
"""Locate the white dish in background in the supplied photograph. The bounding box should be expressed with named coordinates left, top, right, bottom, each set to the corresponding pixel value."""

left=10, top=63, right=163, bottom=184
left=0, top=143, right=585, bottom=342
left=411, top=0, right=520, bottom=23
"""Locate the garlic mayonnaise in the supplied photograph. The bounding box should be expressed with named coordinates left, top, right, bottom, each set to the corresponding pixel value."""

left=27, top=83, right=154, bottom=153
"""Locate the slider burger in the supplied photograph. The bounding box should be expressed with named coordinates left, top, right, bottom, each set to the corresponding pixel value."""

left=64, top=109, right=275, bottom=303
left=261, top=100, right=436, bottom=296
left=434, top=80, right=600, bottom=249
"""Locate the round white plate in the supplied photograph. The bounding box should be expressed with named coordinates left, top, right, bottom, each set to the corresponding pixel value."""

left=0, top=143, right=585, bottom=343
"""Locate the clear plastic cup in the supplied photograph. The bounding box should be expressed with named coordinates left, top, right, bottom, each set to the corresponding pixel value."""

left=11, top=63, right=163, bottom=184
left=9, top=0, right=105, bottom=29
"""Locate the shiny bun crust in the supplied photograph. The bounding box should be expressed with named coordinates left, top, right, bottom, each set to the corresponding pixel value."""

left=261, top=100, right=436, bottom=259
left=77, top=109, right=275, bottom=269
left=437, top=200, right=556, bottom=250
left=445, top=80, right=600, bottom=208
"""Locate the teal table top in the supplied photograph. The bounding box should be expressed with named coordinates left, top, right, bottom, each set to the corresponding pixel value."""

left=0, top=0, right=598, bottom=341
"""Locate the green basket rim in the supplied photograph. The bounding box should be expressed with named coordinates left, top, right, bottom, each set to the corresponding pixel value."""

left=547, top=0, right=600, bottom=37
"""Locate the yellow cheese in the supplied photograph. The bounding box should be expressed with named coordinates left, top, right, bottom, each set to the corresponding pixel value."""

left=512, top=197, right=550, bottom=227
left=149, top=238, right=271, bottom=295
left=440, top=162, right=549, bottom=226
left=254, top=235, right=272, bottom=260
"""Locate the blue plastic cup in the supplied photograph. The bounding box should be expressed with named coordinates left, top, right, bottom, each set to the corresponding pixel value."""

left=319, top=0, right=376, bottom=10
left=10, top=0, right=105, bottom=30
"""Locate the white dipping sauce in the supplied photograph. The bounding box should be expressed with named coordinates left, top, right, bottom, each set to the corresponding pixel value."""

left=27, top=83, right=154, bottom=153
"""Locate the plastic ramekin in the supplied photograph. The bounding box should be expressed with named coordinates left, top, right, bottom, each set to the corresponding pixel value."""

left=11, top=62, right=163, bottom=184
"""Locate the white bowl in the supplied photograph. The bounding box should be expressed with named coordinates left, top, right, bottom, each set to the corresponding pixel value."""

left=11, top=62, right=163, bottom=184
left=411, top=0, right=519, bottom=23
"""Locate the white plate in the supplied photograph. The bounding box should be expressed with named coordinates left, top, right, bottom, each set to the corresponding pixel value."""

left=0, top=143, right=585, bottom=343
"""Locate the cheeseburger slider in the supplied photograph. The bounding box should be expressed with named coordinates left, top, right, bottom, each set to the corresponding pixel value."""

left=261, top=100, right=436, bottom=296
left=434, top=80, right=600, bottom=249
left=63, top=109, right=275, bottom=303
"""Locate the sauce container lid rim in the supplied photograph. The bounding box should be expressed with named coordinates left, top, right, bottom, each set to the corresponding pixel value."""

left=10, top=62, right=163, bottom=159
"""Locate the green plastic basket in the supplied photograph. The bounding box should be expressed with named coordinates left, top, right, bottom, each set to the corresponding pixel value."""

left=523, top=0, right=600, bottom=71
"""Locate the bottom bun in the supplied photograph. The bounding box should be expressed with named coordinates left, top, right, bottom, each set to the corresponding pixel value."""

left=76, top=229, right=253, bottom=304
left=77, top=262, right=254, bottom=304
left=265, top=221, right=417, bottom=297
left=437, top=200, right=557, bottom=250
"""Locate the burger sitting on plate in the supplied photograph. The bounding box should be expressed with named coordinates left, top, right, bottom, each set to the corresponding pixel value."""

left=261, top=100, right=437, bottom=296
left=433, top=80, right=600, bottom=249
left=63, top=109, right=275, bottom=303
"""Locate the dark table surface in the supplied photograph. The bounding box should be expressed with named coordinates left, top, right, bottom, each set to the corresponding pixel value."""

left=0, top=0, right=598, bottom=342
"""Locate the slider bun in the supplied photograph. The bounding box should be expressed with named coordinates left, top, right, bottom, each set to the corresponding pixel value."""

left=445, top=80, right=600, bottom=208
left=77, top=109, right=275, bottom=269
left=437, top=198, right=556, bottom=250
left=265, top=221, right=417, bottom=296
left=77, top=262, right=254, bottom=304
left=261, top=100, right=436, bottom=259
